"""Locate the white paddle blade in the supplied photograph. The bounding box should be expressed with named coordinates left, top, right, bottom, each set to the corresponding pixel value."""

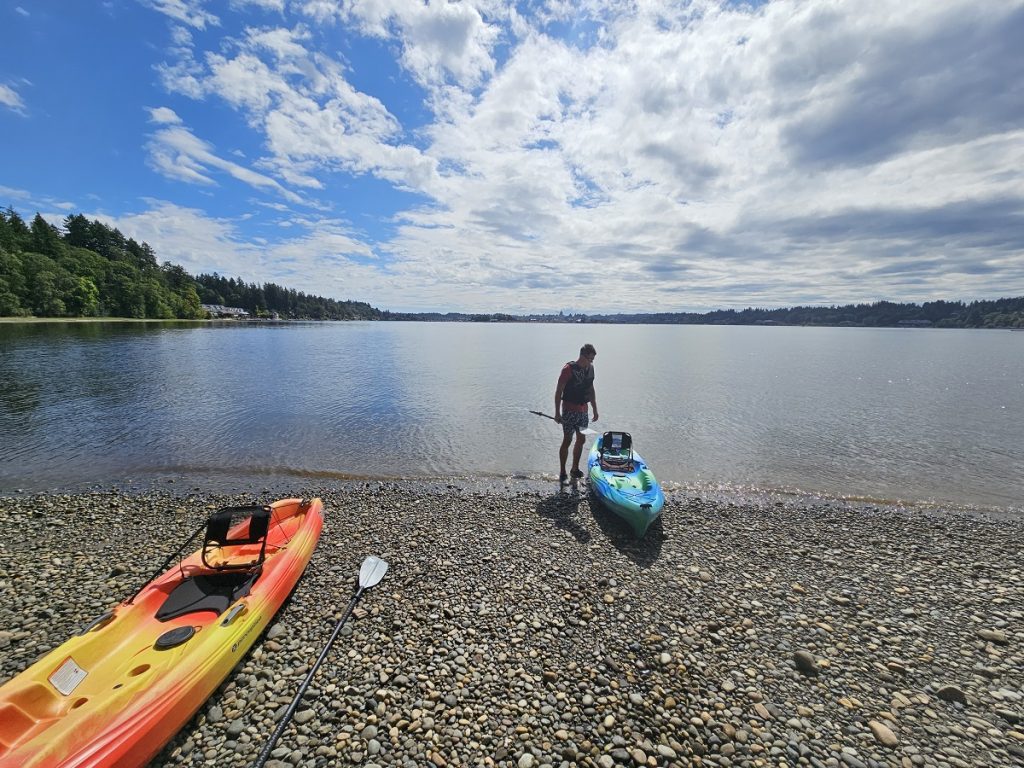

left=359, top=556, right=389, bottom=589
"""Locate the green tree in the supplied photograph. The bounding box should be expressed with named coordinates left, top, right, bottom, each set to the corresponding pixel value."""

left=0, top=208, right=31, bottom=252
left=0, top=277, right=25, bottom=315
left=0, top=250, right=27, bottom=302
left=29, top=270, right=67, bottom=316
left=104, top=261, right=145, bottom=318
left=30, top=214, right=66, bottom=259
left=162, top=263, right=203, bottom=318
left=64, top=276, right=100, bottom=316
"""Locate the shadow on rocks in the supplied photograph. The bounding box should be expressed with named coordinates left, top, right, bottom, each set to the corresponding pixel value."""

left=588, top=491, right=665, bottom=569
left=535, top=488, right=592, bottom=544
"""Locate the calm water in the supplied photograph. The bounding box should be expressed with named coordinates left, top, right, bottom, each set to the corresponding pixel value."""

left=1, top=321, right=1022, bottom=511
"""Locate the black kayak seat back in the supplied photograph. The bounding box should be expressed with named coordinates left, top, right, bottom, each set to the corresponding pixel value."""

left=600, top=431, right=634, bottom=471
left=202, top=505, right=272, bottom=571
left=156, top=571, right=259, bottom=622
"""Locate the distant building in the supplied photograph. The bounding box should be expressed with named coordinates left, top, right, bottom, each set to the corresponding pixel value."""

left=201, top=304, right=250, bottom=318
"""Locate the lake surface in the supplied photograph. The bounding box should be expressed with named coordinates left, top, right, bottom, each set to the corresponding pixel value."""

left=1, top=321, right=1022, bottom=512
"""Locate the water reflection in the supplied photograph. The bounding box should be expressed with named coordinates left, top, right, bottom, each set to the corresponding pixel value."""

left=0, top=322, right=1022, bottom=510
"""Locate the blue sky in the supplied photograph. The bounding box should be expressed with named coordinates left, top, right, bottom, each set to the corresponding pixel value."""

left=1, top=0, right=1022, bottom=313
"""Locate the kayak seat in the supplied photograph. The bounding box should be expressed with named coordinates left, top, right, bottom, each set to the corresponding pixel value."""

left=201, top=505, right=272, bottom=572
left=156, top=571, right=259, bottom=622
left=599, top=431, right=634, bottom=472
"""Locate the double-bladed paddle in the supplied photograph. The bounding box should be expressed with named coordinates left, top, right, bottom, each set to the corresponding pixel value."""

left=529, top=409, right=598, bottom=436
left=253, top=555, right=390, bottom=768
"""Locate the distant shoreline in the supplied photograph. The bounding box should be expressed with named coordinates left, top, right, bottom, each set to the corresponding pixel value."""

left=0, top=317, right=212, bottom=324
left=3, top=315, right=1023, bottom=329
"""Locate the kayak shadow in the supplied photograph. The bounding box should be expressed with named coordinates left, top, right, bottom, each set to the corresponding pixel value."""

left=535, top=487, right=592, bottom=544
left=587, top=491, right=665, bottom=568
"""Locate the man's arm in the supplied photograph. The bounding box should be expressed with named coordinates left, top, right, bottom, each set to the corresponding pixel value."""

left=554, top=366, right=569, bottom=422
left=590, top=386, right=599, bottom=421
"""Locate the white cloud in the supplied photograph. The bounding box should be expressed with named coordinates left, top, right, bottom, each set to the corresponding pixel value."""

left=370, top=0, right=1024, bottom=311
left=339, top=0, right=501, bottom=88
left=139, top=0, right=219, bottom=30
left=0, top=184, right=31, bottom=201
left=0, top=83, right=25, bottom=114
left=156, top=25, right=207, bottom=98
left=147, top=106, right=183, bottom=124
left=147, top=123, right=304, bottom=203
left=101, top=200, right=260, bottom=276
left=15, top=6, right=29, bottom=17
left=103, top=200, right=385, bottom=302
left=129, top=0, right=1024, bottom=312
left=159, top=22, right=441, bottom=194
left=231, top=0, right=285, bottom=11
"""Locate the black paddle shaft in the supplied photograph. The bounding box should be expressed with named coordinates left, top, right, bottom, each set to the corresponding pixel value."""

left=252, top=587, right=365, bottom=768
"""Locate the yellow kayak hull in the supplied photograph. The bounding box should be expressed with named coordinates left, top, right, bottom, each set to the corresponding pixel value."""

left=0, top=497, right=323, bottom=768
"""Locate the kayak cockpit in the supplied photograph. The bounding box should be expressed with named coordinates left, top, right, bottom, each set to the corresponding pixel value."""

left=155, top=571, right=259, bottom=622
left=154, top=505, right=273, bottom=622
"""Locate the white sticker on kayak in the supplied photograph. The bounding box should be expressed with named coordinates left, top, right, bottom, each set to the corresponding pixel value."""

left=49, top=657, right=87, bottom=696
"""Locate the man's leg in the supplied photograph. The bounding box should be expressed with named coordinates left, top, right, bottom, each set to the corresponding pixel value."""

left=571, top=432, right=586, bottom=476
left=559, top=430, right=572, bottom=479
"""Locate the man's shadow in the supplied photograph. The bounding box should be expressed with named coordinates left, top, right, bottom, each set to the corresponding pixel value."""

left=535, top=485, right=592, bottom=544
left=588, top=491, right=666, bottom=568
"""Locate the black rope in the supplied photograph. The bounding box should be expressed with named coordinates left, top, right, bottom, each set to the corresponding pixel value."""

left=126, top=519, right=207, bottom=604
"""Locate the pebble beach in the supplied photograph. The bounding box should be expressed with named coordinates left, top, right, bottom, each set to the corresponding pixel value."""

left=1, top=484, right=1022, bottom=768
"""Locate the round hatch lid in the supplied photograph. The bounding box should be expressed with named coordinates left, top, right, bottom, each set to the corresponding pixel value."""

left=155, top=625, right=196, bottom=650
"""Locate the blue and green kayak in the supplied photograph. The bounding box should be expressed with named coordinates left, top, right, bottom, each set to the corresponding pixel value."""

left=587, top=431, right=665, bottom=537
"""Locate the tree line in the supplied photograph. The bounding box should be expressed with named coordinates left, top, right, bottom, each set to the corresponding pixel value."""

left=2, top=208, right=1021, bottom=327
left=383, top=298, right=1024, bottom=327
left=0, top=209, right=380, bottom=320
left=194, top=273, right=380, bottom=320
left=582, top=298, right=1024, bottom=328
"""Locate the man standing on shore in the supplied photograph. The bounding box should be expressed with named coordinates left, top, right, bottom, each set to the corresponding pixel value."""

left=555, top=343, right=599, bottom=483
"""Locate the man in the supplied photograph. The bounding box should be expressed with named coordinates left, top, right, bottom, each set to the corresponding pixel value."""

left=554, top=343, right=599, bottom=483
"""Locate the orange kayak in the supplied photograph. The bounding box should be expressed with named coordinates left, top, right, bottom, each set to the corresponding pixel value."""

left=0, top=497, right=324, bottom=768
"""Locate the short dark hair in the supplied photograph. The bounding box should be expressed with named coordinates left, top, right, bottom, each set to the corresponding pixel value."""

left=580, top=343, right=596, bottom=357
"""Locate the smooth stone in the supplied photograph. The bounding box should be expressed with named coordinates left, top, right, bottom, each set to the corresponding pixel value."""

left=293, top=709, right=316, bottom=725
left=869, top=720, right=899, bottom=748
left=936, top=685, right=968, bottom=704
left=977, top=628, right=1009, bottom=645
left=793, top=651, right=819, bottom=677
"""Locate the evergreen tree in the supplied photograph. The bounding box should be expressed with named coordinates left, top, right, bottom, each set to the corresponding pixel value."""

left=30, top=214, right=66, bottom=259
left=0, top=207, right=31, bottom=252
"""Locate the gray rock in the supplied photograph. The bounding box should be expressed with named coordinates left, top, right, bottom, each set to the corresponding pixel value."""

left=977, top=628, right=1009, bottom=645
left=293, top=709, right=316, bottom=725
left=793, top=651, right=819, bottom=677
left=936, top=685, right=968, bottom=704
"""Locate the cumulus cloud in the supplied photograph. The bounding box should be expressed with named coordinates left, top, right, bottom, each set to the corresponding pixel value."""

left=127, top=0, right=1024, bottom=312
left=157, top=21, right=441, bottom=195
left=337, top=0, right=501, bottom=88
left=104, top=200, right=385, bottom=302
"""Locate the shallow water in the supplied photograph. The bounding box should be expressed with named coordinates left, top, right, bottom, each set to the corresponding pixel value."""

left=1, top=321, right=1021, bottom=512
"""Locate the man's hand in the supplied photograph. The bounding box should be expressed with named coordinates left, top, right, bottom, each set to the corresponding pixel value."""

left=554, top=412, right=562, bottom=424
left=592, top=409, right=599, bottom=422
